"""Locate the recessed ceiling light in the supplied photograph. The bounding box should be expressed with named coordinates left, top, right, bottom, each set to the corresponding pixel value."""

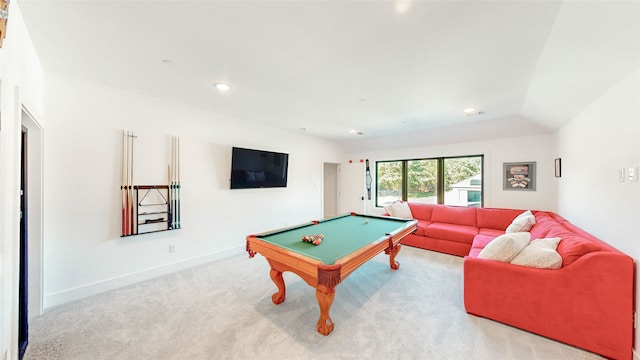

left=349, top=129, right=358, bottom=134
left=214, top=83, right=231, bottom=92
left=395, top=0, right=412, bottom=14
left=463, top=108, right=484, bottom=116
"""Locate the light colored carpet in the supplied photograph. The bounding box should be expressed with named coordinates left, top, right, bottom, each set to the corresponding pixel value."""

left=24, top=246, right=602, bottom=359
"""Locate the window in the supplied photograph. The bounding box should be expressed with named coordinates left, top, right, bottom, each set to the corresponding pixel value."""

left=443, top=156, right=483, bottom=206
left=376, top=161, right=403, bottom=205
left=376, top=155, right=483, bottom=208
left=407, top=159, right=438, bottom=204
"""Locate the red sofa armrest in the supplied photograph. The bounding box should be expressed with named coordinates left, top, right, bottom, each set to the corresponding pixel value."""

left=463, top=252, right=634, bottom=360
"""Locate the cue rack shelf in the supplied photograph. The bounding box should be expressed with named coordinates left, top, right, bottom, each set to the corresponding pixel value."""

left=134, top=185, right=172, bottom=236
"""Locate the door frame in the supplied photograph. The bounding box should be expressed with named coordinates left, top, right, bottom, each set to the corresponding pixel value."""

left=18, top=126, right=28, bottom=359
left=21, top=106, right=44, bottom=318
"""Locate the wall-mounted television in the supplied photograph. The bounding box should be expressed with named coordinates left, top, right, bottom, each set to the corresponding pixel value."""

left=230, top=147, right=289, bottom=189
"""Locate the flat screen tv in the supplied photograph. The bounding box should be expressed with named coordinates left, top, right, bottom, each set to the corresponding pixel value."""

left=230, top=147, right=289, bottom=189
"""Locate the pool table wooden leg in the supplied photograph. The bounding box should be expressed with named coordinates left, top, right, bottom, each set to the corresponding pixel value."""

left=315, top=285, right=335, bottom=335
left=388, top=243, right=401, bottom=270
left=269, top=267, right=286, bottom=305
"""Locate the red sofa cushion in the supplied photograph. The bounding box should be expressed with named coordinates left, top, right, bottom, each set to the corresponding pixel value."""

left=534, top=211, right=553, bottom=220
left=470, top=234, right=496, bottom=251
left=431, top=205, right=477, bottom=227
left=478, top=228, right=504, bottom=237
left=548, top=212, right=568, bottom=223
left=424, top=223, right=478, bottom=243
left=476, top=208, right=524, bottom=230
left=468, top=248, right=482, bottom=258
left=529, top=217, right=558, bottom=240
left=408, top=203, right=436, bottom=221
left=414, top=219, right=431, bottom=236
left=557, top=235, right=601, bottom=266
left=546, top=223, right=574, bottom=238
left=535, top=223, right=601, bottom=267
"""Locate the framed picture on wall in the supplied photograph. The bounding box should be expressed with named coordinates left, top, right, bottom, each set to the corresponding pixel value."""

left=555, top=158, right=562, bottom=177
left=503, top=162, right=536, bottom=191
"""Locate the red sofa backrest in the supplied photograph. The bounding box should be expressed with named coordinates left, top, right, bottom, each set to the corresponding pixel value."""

left=431, top=205, right=477, bottom=227
left=533, top=211, right=604, bottom=267
left=476, top=208, right=525, bottom=230
left=408, top=203, right=437, bottom=220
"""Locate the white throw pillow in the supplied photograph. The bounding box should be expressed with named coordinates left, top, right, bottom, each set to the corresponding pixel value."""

left=478, top=232, right=531, bottom=262
left=506, top=210, right=536, bottom=233
left=382, top=201, right=397, bottom=215
left=383, top=201, right=413, bottom=219
left=511, top=237, right=562, bottom=269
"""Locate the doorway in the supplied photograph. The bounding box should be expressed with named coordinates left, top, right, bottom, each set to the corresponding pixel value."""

left=19, top=107, right=44, bottom=359
left=323, top=163, right=338, bottom=218
left=338, top=160, right=366, bottom=214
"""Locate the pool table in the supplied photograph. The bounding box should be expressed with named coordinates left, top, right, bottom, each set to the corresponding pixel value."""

left=246, top=212, right=417, bottom=335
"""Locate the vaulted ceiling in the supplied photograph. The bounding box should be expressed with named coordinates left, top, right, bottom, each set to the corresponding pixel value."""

left=19, top=1, right=639, bottom=152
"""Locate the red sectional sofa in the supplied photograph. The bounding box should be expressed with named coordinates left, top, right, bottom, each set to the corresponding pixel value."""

left=395, top=202, right=634, bottom=360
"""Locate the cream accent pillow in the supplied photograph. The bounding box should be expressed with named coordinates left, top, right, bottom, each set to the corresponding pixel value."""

left=506, top=210, right=536, bottom=233
left=478, top=232, right=531, bottom=262
left=511, top=237, right=562, bottom=269
left=383, top=201, right=413, bottom=219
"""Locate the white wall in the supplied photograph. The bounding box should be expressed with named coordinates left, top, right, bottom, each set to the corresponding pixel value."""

left=42, top=72, right=344, bottom=307
left=345, top=132, right=558, bottom=214
left=556, top=68, right=640, bottom=351
left=0, top=3, right=45, bottom=360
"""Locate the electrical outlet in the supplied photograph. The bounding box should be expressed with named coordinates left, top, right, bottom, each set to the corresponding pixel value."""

left=619, top=168, right=625, bottom=182
left=169, top=244, right=175, bottom=253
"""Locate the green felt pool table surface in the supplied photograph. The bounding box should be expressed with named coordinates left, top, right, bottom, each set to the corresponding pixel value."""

left=255, top=213, right=415, bottom=265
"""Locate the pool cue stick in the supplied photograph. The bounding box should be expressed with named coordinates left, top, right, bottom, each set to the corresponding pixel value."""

left=128, top=131, right=133, bottom=235
left=168, top=164, right=172, bottom=229
left=171, top=136, right=176, bottom=229
left=170, top=136, right=176, bottom=229
left=130, top=131, right=135, bottom=235
left=124, top=130, right=130, bottom=236
left=174, top=136, right=178, bottom=229
left=176, top=136, right=181, bottom=229
left=121, top=130, right=126, bottom=236
left=127, top=131, right=134, bottom=235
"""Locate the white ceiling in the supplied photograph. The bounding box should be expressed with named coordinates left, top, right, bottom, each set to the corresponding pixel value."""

left=18, top=1, right=640, bottom=152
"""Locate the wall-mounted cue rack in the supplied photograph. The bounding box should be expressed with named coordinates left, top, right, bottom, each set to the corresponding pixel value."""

left=120, top=131, right=181, bottom=237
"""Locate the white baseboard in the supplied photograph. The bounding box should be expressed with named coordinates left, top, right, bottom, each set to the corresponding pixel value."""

left=44, top=246, right=244, bottom=309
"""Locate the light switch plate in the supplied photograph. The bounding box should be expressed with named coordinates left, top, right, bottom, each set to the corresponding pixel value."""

left=630, top=166, right=639, bottom=182
left=619, top=168, right=625, bottom=182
